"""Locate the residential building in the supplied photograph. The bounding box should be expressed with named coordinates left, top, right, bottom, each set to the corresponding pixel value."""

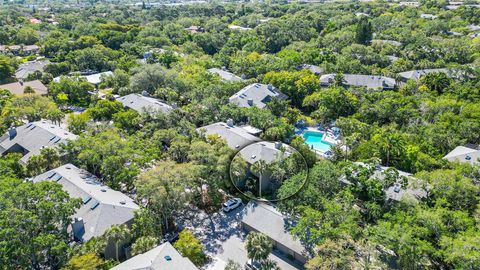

left=297, top=64, right=323, bottom=75
left=33, top=164, right=139, bottom=258
left=207, top=67, right=244, bottom=81
left=240, top=201, right=309, bottom=264
left=371, top=39, right=402, bottom=46
left=341, top=162, right=428, bottom=202
left=398, top=68, right=453, bottom=81
left=15, top=60, right=51, bottom=80
left=229, top=83, right=288, bottom=108
left=197, top=120, right=261, bottom=150
left=443, top=144, right=480, bottom=165
left=320, top=74, right=396, bottom=89
left=111, top=242, right=198, bottom=270
left=23, top=45, right=41, bottom=55
left=117, top=93, right=173, bottom=114
left=421, top=13, right=438, bottom=19
left=53, top=71, right=113, bottom=87
left=185, top=25, right=205, bottom=33
left=0, top=80, right=48, bottom=96
left=237, top=141, right=293, bottom=192
left=228, top=25, right=253, bottom=31
left=0, top=121, right=77, bottom=164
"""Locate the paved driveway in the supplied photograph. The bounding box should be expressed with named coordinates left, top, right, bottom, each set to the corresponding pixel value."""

left=176, top=205, right=304, bottom=270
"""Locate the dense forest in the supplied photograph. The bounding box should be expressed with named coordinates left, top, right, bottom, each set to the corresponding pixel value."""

left=0, top=0, right=479, bottom=269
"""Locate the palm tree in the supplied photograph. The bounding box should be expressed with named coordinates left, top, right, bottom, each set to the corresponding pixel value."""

left=245, top=232, right=273, bottom=264
left=250, top=160, right=268, bottom=197
left=105, top=224, right=131, bottom=261
left=378, top=132, right=405, bottom=167
left=131, top=236, right=157, bottom=256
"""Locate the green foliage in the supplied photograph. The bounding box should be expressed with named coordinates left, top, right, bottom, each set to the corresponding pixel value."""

left=174, top=229, right=207, bottom=266
left=0, top=177, right=81, bottom=269
left=245, top=232, right=273, bottom=263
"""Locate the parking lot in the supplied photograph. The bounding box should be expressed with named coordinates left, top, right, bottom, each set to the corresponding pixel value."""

left=176, top=204, right=304, bottom=270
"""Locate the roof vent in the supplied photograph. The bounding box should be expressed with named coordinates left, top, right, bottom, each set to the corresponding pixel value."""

left=164, top=255, right=172, bottom=261
left=267, top=84, right=274, bottom=91
left=66, top=166, right=71, bottom=169
left=251, top=155, right=256, bottom=159
left=120, top=200, right=126, bottom=205
left=100, top=188, right=107, bottom=192
left=247, top=99, right=254, bottom=106
left=235, top=145, right=240, bottom=149
left=226, top=119, right=234, bottom=127
left=465, top=155, right=472, bottom=161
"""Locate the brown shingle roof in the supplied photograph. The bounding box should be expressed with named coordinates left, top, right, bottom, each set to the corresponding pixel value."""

left=0, top=80, right=48, bottom=96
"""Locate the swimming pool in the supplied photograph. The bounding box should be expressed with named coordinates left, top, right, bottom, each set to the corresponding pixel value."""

left=303, top=131, right=333, bottom=152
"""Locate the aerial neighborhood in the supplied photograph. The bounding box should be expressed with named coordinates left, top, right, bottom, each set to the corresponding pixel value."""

left=0, top=1, right=479, bottom=270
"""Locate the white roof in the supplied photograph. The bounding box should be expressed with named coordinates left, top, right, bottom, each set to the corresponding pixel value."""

left=32, top=164, right=139, bottom=241
left=207, top=68, right=243, bottom=81
left=53, top=71, right=113, bottom=85
left=111, top=242, right=198, bottom=270
left=443, top=146, right=480, bottom=165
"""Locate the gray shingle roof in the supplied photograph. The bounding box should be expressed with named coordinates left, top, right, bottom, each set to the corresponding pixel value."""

left=346, top=163, right=428, bottom=202
left=298, top=64, right=323, bottom=75
left=229, top=83, right=288, bottom=108
left=443, top=145, right=480, bottom=165
left=320, top=74, right=396, bottom=89
left=111, top=242, right=198, bottom=270
left=238, top=141, right=292, bottom=164
left=15, top=60, right=51, bottom=80
left=207, top=68, right=244, bottom=81
left=117, top=93, right=173, bottom=114
left=32, top=164, right=139, bottom=242
left=398, top=68, right=459, bottom=80
left=241, top=201, right=307, bottom=257
left=197, top=122, right=261, bottom=150
left=0, top=80, right=48, bottom=96
left=0, top=121, right=77, bottom=164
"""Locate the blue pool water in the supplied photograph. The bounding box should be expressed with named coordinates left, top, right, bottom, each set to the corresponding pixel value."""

left=303, top=131, right=333, bottom=152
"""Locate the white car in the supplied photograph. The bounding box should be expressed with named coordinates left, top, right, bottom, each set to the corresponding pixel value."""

left=222, top=198, right=242, bottom=212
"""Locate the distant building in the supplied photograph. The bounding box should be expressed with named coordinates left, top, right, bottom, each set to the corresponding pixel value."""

left=297, top=64, right=324, bottom=75
left=0, top=45, right=40, bottom=56
left=420, top=13, right=438, bottom=19
left=15, top=60, right=51, bottom=80
left=197, top=120, right=261, bottom=150
left=320, top=74, right=396, bottom=89
left=117, top=93, right=173, bottom=115
left=185, top=25, right=205, bottom=33
left=111, top=242, right=198, bottom=270
left=228, top=25, right=253, bottom=31
left=33, top=164, right=139, bottom=259
left=29, top=18, right=42, bottom=24
left=0, top=80, right=48, bottom=96
left=229, top=83, right=288, bottom=108
left=398, top=68, right=455, bottom=81
left=341, top=162, right=428, bottom=202
left=371, top=39, right=402, bottom=47
left=0, top=121, right=77, bottom=164
left=53, top=71, right=113, bottom=87
left=240, top=201, right=309, bottom=264
left=443, top=145, right=480, bottom=165
left=207, top=67, right=244, bottom=81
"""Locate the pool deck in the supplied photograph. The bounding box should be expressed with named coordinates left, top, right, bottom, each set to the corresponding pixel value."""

left=302, top=127, right=342, bottom=157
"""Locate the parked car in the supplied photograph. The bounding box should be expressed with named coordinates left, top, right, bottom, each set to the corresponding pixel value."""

left=222, top=198, right=242, bottom=212
left=245, top=259, right=261, bottom=269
